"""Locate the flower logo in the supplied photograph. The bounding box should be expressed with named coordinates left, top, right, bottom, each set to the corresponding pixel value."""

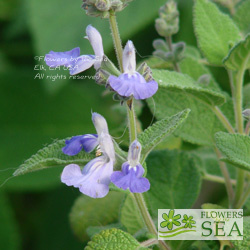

left=160, top=209, right=181, bottom=230
left=182, top=214, right=196, bottom=228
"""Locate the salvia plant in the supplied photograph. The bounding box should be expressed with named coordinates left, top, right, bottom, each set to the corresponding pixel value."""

left=10, top=0, right=250, bottom=249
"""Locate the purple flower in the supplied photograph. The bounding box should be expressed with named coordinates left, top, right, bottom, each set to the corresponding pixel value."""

left=61, top=113, right=115, bottom=198
left=62, top=112, right=109, bottom=156
left=111, top=140, right=150, bottom=193
left=44, top=25, right=104, bottom=75
left=108, top=41, right=158, bottom=100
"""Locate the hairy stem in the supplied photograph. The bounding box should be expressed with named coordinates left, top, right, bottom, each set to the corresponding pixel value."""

left=245, top=120, right=250, bottom=135
left=215, top=148, right=234, bottom=207
left=166, top=36, right=180, bottom=72
left=211, top=106, right=235, bottom=133
left=127, top=99, right=137, bottom=141
left=109, top=12, right=170, bottom=250
left=203, top=173, right=236, bottom=186
left=235, top=183, right=250, bottom=209
left=233, top=60, right=248, bottom=207
left=140, top=238, right=158, bottom=247
left=109, top=11, right=123, bottom=71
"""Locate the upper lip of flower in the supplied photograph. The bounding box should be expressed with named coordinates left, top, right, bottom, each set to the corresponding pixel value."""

left=44, top=25, right=104, bottom=75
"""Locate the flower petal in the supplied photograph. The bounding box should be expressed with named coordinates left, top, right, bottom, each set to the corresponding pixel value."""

left=123, top=40, right=136, bottom=74
left=85, top=25, right=104, bottom=69
left=80, top=158, right=113, bottom=198
left=128, top=140, right=141, bottom=167
left=111, top=163, right=149, bottom=193
left=62, top=135, right=85, bottom=156
left=81, top=134, right=99, bottom=153
left=109, top=72, right=158, bottom=100
left=92, top=112, right=109, bottom=135
left=70, top=55, right=95, bottom=75
left=45, top=47, right=80, bottom=67
left=61, top=164, right=83, bottom=187
left=62, top=134, right=98, bottom=155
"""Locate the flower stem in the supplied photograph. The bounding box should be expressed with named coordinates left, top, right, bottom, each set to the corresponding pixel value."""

left=166, top=36, right=180, bottom=72
left=126, top=99, right=137, bottom=141
left=245, top=120, right=250, bottom=135
left=140, top=238, right=158, bottom=247
left=233, top=60, right=248, bottom=207
left=235, top=183, right=250, bottom=209
left=109, top=12, right=170, bottom=250
left=211, top=106, right=235, bottom=133
left=109, top=11, right=123, bottom=72
left=215, top=148, right=234, bottom=207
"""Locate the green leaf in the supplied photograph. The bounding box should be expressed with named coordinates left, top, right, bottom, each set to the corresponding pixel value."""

left=85, top=228, right=147, bottom=250
left=120, top=194, right=144, bottom=235
left=201, top=203, right=225, bottom=209
left=231, top=216, right=250, bottom=249
left=233, top=0, right=250, bottom=35
left=13, top=137, right=94, bottom=176
left=179, top=56, right=220, bottom=92
left=70, top=192, right=124, bottom=241
left=146, top=70, right=231, bottom=145
left=223, top=34, right=250, bottom=70
left=0, top=192, right=21, bottom=250
left=190, top=147, right=236, bottom=179
left=138, top=109, right=190, bottom=162
left=193, top=0, right=241, bottom=65
left=215, top=132, right=250, bottom=171
left=87, top=223, right=123, bottom=238
left=147, top=150, right=202, bottom=217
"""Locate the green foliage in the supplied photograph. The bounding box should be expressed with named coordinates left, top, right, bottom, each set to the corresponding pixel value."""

left=215, top=132, right=250, bottom=171
left=69, top=192, right=124, bottom=241
left=0, top=192, right=20, bottom=250
left=85, top=228, right=148, bottom=250
left=138, top=109, right=190, bottom=162
left=201, top=203, right=225, bottom=209
left=233, top=0, right=250, bottom=35
left=13, top=138, right=93, bottom=176
left=147, top=150, right=202, bottom=217
left=231, top=216, right=250, bottom=249
left=193, top=0, right=241, bottom=65
left=120, top=194, right=144, bottom=235
left=223, top=34, right=250, bottom=70
left=147, top=69, right=232, bottom=145
left=191, top=147, right=236, bottom=179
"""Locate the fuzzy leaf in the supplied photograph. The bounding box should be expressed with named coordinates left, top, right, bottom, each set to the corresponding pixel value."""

left=233, top=0, right=250, bottom=35
left=193, top=0, right=241, bottom=65
left=70, top=192, right=124, bottom=241
left=120, top=194, right=144, bottom=235
left=215, top=132, right=250, bottom=171
left=138, top=109, right=190, bottom=162
left=231, top=217, right=250, bottom=249
left=147, top=150, right=202, bottom=217
left=13, top=137, right=94, bottom=176
left=85, top=228, right=147, bottom=250
left=147, top=70, right=232, bottom=145
left=223, top=34, right=250, bottom=70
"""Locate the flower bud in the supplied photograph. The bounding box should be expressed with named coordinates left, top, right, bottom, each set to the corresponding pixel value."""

left=153, top=39, right=168, bottom=51
left=155, top=0, right=179, bottom=37
left=137, top=62, right=153, bottom=82
left=82, top=0, right=133, bottom=18
left=96, top=0, right=111, bottom=11
left=242, top=109, right=250, bottom=119
left=198, top=74, right=211, bottom=85
left=173, top=42, right=186, bottom=62
left=95, top=68, right=110, bottom=84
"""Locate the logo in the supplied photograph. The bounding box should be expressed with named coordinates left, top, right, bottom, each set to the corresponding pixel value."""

left=158, top=209, right=243, bottom=240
